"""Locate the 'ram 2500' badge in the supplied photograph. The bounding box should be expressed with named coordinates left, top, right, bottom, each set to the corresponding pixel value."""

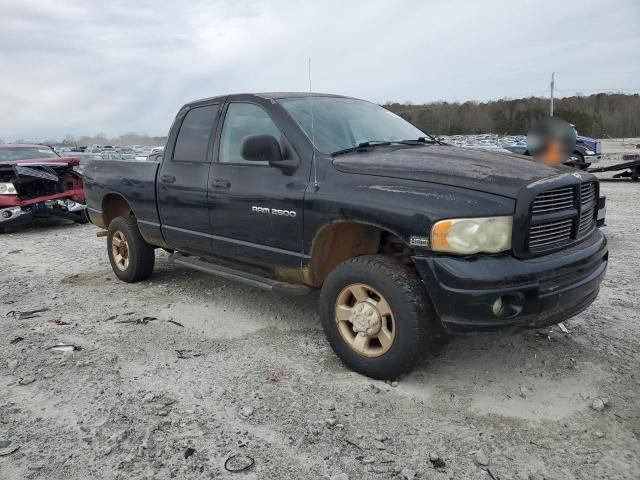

left=251, top=206, right=297, bottom=218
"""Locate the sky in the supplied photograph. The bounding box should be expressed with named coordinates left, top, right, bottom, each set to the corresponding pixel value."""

left=1, top=0, right=639, bottom=140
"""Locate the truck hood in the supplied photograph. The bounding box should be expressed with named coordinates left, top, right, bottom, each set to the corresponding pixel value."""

left=332, top=145, right=569, bottom=199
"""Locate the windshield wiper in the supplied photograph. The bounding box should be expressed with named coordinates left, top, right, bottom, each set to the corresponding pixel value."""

left=396, top=137, right=441, bottom=146
left=331, top=141, right=392, bottom=157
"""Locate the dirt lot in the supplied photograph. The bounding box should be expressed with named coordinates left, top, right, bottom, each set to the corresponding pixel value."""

left=1, top=152, right=639, bottom=479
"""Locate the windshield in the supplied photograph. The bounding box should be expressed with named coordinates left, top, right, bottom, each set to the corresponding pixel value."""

left=0, top=146, right=59, bottom=161
left=278, top=97, right=429, bottom=154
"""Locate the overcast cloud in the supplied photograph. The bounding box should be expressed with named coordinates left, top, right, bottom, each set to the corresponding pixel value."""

left=0, top=0, right=638, bottom=140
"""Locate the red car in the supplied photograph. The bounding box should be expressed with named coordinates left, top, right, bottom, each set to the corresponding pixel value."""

left=0, top=144, right=87, bottom=233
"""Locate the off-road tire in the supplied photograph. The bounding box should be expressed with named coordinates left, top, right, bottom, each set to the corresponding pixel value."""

left=320, top=255, right=433, bottom=380
left=107, top=216, right=155, bottom=283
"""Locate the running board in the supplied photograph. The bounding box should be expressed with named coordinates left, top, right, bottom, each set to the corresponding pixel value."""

left=168, top=253, right=313, bottom=296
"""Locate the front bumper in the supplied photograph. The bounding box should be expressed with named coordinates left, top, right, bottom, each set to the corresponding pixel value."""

left=584, top=154, right=602, bottom=164
left=0, top=199, right=86, bottom=227
left=412, top=229, right=608, bottom=333
left=0, top=206, right=32, bottom=225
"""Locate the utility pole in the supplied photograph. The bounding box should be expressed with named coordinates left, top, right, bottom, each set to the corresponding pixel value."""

left=550, top=72, right=555, bottom=117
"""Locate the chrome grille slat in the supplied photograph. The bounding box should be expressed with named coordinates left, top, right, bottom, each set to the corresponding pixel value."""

left=534, top=197, right=573, bottom=204
left=531, top=205, right=574, bottom=214
left=532, top=203, right=574, bottom=213
left=530, top=236, right=572, bottom=248
left=535, top=192, right=575, bottom=198
left=530, top=231, right=572, bottom=244
left=530, top=219, right=573, bottom=230
left=530, top=223, right=573, bottom=234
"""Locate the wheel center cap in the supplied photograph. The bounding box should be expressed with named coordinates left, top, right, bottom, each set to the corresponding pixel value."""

left=350, top=301, right=382, bottom=336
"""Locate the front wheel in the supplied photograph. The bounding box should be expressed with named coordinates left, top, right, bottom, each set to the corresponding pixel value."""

left=107, top=216, right=155, bottom=282
left=320, top=255, right=433, bottom=380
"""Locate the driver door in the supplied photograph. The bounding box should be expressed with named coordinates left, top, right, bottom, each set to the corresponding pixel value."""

left=207, top=101, right=310, bottom=269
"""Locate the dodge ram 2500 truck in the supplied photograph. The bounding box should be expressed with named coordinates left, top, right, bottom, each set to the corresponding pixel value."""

left=83, top=93, right=608, bottom=379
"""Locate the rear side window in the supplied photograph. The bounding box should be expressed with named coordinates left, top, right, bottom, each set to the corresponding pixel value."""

left=173, top=105, right=218, bottom=162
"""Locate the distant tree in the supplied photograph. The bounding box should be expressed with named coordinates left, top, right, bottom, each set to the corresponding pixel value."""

left=384, top=93, right=640, bottom=137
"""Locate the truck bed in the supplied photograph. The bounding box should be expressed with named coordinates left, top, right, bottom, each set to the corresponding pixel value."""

left=83, top=158, right=161, bottom=229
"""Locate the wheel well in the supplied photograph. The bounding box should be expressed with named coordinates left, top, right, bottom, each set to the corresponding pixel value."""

left=307, top=222, right=414, bottom=287
left=101, top=194, right=133, bottom=228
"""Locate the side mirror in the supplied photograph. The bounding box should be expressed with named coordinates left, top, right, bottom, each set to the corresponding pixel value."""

left=241, top=135, right=298, bottom=169
left=241, top=135, right=282, bottom=162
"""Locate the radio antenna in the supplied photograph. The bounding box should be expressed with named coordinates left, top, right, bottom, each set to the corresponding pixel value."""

left=309, top=57, right=318, bottom=189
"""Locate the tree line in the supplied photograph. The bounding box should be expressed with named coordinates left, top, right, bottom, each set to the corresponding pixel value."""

left=385, top=93, right=640, bottom=138
left=4, top=132, right=168, bottom=148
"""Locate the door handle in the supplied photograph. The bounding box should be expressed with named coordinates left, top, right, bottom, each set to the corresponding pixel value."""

left=210, top=178, right=231, bottom=189
left=160, top=174, right=176, bottom=184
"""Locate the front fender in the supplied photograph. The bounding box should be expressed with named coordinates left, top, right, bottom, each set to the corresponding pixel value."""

left=303, top=173, right=515, bottom=254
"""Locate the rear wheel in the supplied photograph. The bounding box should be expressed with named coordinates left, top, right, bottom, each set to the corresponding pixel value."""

left=320, top=255, right=433, bottom=379
left=107, top=216, right=155, bottom=282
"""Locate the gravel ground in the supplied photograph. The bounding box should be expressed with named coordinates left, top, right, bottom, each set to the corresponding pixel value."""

left=1, top=151, right=639, bottom=479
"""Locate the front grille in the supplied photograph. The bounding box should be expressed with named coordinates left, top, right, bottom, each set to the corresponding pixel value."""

left=526, top=181, right=597, bottom=254
left=595, top=141, right=601, bottom=154
left=529, top=218, right=573, bottom=250
left=531, top=186, right=574, bottom=214
left=578, top=209, right=594, bottom=235
left=581, top=182, right=596, bottom=205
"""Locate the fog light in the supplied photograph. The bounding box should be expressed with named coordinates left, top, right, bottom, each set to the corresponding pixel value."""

left=492, top=293, right=524, bottom=319
left=1, top=210, right=11, bottom=219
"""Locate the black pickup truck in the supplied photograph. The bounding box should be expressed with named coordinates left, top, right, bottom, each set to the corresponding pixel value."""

left=83, top=93, right=608, bottom=379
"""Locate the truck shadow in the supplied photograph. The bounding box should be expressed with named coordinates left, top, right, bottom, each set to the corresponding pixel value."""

left=1, top=216, right=79, bottom=235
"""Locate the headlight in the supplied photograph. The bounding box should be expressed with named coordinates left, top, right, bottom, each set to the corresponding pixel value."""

left=0, top=182, right=17, bottom=195
left=431, top=216, right=512, bottom=254
left=585, top=150, right=595, bottom=156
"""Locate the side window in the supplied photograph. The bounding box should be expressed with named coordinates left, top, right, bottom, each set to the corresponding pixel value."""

left=173, top=105, right=218, bottom=162
left=219, top=103, right=282, bottom=165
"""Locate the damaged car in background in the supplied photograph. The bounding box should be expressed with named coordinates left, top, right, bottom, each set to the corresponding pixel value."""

left=0, top=144, right=87, bottom=233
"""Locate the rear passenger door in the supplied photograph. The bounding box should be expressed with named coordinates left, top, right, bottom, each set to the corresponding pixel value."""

left=157, top=103, right=220, bottom=254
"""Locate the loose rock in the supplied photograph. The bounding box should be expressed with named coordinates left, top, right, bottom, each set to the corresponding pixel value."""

left=429, top=452, right=446, bottom=469
left=18, top=376, right=36, bottom=386
left=240, top=406, right=254, bottom=418
left=400, top=467, right=416, bottom=479
left=591, top=398, right=605, bottom=411
left=474, top=449, right=489, bottom=466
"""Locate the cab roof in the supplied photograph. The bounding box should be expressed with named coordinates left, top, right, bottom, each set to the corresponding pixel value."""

left=183, top=92, right=353, bottom=109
